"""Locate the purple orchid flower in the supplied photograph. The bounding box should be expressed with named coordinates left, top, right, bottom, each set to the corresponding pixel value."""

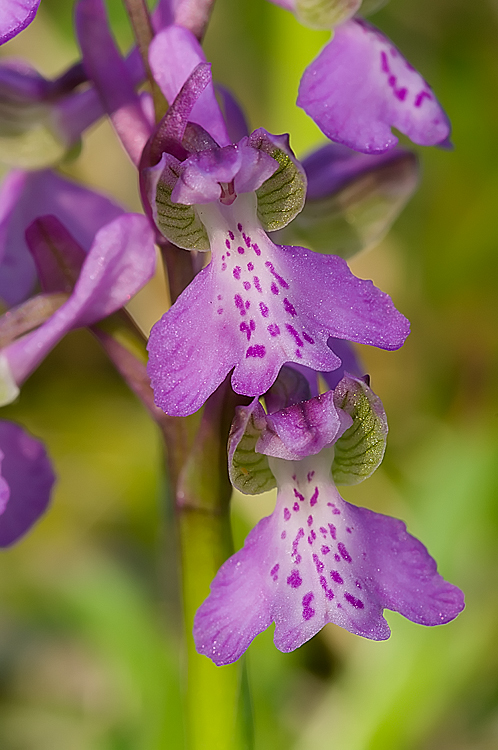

left=194, top=373, right=464, bottom=665
left=297, top=18, right=450, bottom=154
left=144, top=27, right=409, bottom=417
left=0, top=0, right=40, bottom=45
left=0, top=169, right=126, bottom=307
left=0, top=420, right=54, bottom=545
left=0, top=212, right=157, bottom=405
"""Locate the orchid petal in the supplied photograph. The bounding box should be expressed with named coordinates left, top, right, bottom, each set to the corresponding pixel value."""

left=215, top=85, right=250, bottom=144
left=257, top=390, right=352, bottom=460
left=194, top=448, right=464, bottom=665
left=0, top=0, right=40, bottom=45
left=0, top=170, right=125, bottom=306
left=278, top=144, right=418, bottom=258
left=149, top=25, right=230, bottom=146
left=297, top=19, right=450, bottom=154
left=322, top=337, right=364, bottom=390
left=3, top=214, right=156, bottom=390
left=147, top=193, right=409, bottom=416
left=76, top=0, right=152, bottom=166
left=0, top=420, right=55, bottom=546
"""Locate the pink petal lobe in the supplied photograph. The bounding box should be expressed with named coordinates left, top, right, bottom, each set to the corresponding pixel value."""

left=298, top=19, right=450, bottom=154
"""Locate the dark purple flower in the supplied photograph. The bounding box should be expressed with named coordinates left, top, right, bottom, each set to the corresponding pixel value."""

left=0, top=420, right=54, bottom=545
left=194, top=376, right=464, bottom=665
left=144, top=30, right=409, bottom=417
left=297, top=19, right=451, bottom=154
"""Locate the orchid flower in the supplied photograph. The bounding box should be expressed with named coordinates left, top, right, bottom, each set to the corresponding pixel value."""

left=0, top=169, right=126, bottom=307
left=0, top=212, right=157, bottom=406
left=194, top=371, right=464, bottom=665
left=0, top=419, right=54, bottom=545
left=297, top=19, right=451, bottom=154
left=144, top=26, right=409, bottom=417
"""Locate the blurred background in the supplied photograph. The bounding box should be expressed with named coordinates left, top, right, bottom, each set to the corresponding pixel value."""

left=1, top=0, right=498, bottom=747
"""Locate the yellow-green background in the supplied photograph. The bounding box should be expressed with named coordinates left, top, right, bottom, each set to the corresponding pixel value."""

left=1, top=0, right=497, bottom=747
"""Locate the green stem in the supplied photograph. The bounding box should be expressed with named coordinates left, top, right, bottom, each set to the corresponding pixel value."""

left=176, top=380, right=251, bottom=750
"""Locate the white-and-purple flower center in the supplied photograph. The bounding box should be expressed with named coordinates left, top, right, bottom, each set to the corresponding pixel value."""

left=197, top=196, right=318, bottom=363
left=268, top=454, right=366, bottom=622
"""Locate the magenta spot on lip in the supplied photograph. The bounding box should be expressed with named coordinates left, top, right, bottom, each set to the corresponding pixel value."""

left=286, top=324, right=304, bottom=347
left=234, top=294, right=245, bottom=315
left=307, top=471, right=315, bottom=482
left=217, top=294, right=222, bottom=300
left=225, top=239, right=231, bottom=249
left=271, top=282, right=279, bottom=295
left=307, top=515, right=313, bottom=527
left=243, top=233, right=251, bottom=248
left=237, top=223, right=242, bottom=232
left=313, top=553, right=324, bottom=573
left=265, top=261, right=289, bottom=289
left=321, top=545, right=330, bottom=555
left=287, top=569, right=302, bottom=588
left=296, top=350, right=302, bottom=358
left=245, top=300, right=250, bottom=309
left=252, top=243, right=261, bottom=256
left=395, top=87, right=408, bottom=101
left=259, top=302, right=269, bottom=318
left=237, top=246, right=245, bottom=255
left=246, top=344, right=266, bottom=358
left=327, top=502, right=340, bottom=515
left=319, top=527, right=327, bottom=537
left=284, top=508, right=291, bottom=521
left=380, top=50, right=390, bottom=73
left=253, top=276, right=262, bottom=293
left=240, top=321, right=252, bottom=341
left=302, top=331, right=314, bottom=344
left=320, top=575, right=334, bottom=600
left=415, top=90, right=432, bottom=107
left=283, top=298, right=297, bottom=316
left=388, top=74, right=396, bottom=87
left=345, top=592, right=364, bottom=609
left=293, top=502, right=299, bottom=512
left=346, top=527, right=352, bottom=534
left=334, top=553, right=341, bottom=562
left=311, top=530, right=316, bottom=540
left=247, top=262, right=254, bottom=271
left=226, top=251, right=230, bottom=257
left=250, top=319, right=255, bottom=331
left=292, top=528, right=304, bottom=562
left=233, top=266, right=241, bottom=280
left=229, top=231, right=235, bottom=240
left=328, top=523, right=336, bottom=540
left=221, top=263, right=227, bottom=271
left=243, top=281, right=251, bottom=290
left=268, top=323, right=280, bottom=336
left=310, top=487, right=319, bottom=506
left=302, top=592, right=315, bottom=620
left=217, top=308, right=223, bottom=315
left=294, top=488, right=305, bottom=502
left=270, top=563, right=279, bottom=581
left=281, top=530, right=286, bottom=540
left=331, top=570, right=343, bottom=585
left=338, top=542, right=352, bottom=563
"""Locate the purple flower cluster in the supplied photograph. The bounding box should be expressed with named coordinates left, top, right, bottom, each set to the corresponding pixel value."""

left=0, top=0, right=463, bottom=662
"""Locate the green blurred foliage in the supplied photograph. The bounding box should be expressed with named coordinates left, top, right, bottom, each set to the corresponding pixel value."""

left=1, top=0, right=498, bottom=747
